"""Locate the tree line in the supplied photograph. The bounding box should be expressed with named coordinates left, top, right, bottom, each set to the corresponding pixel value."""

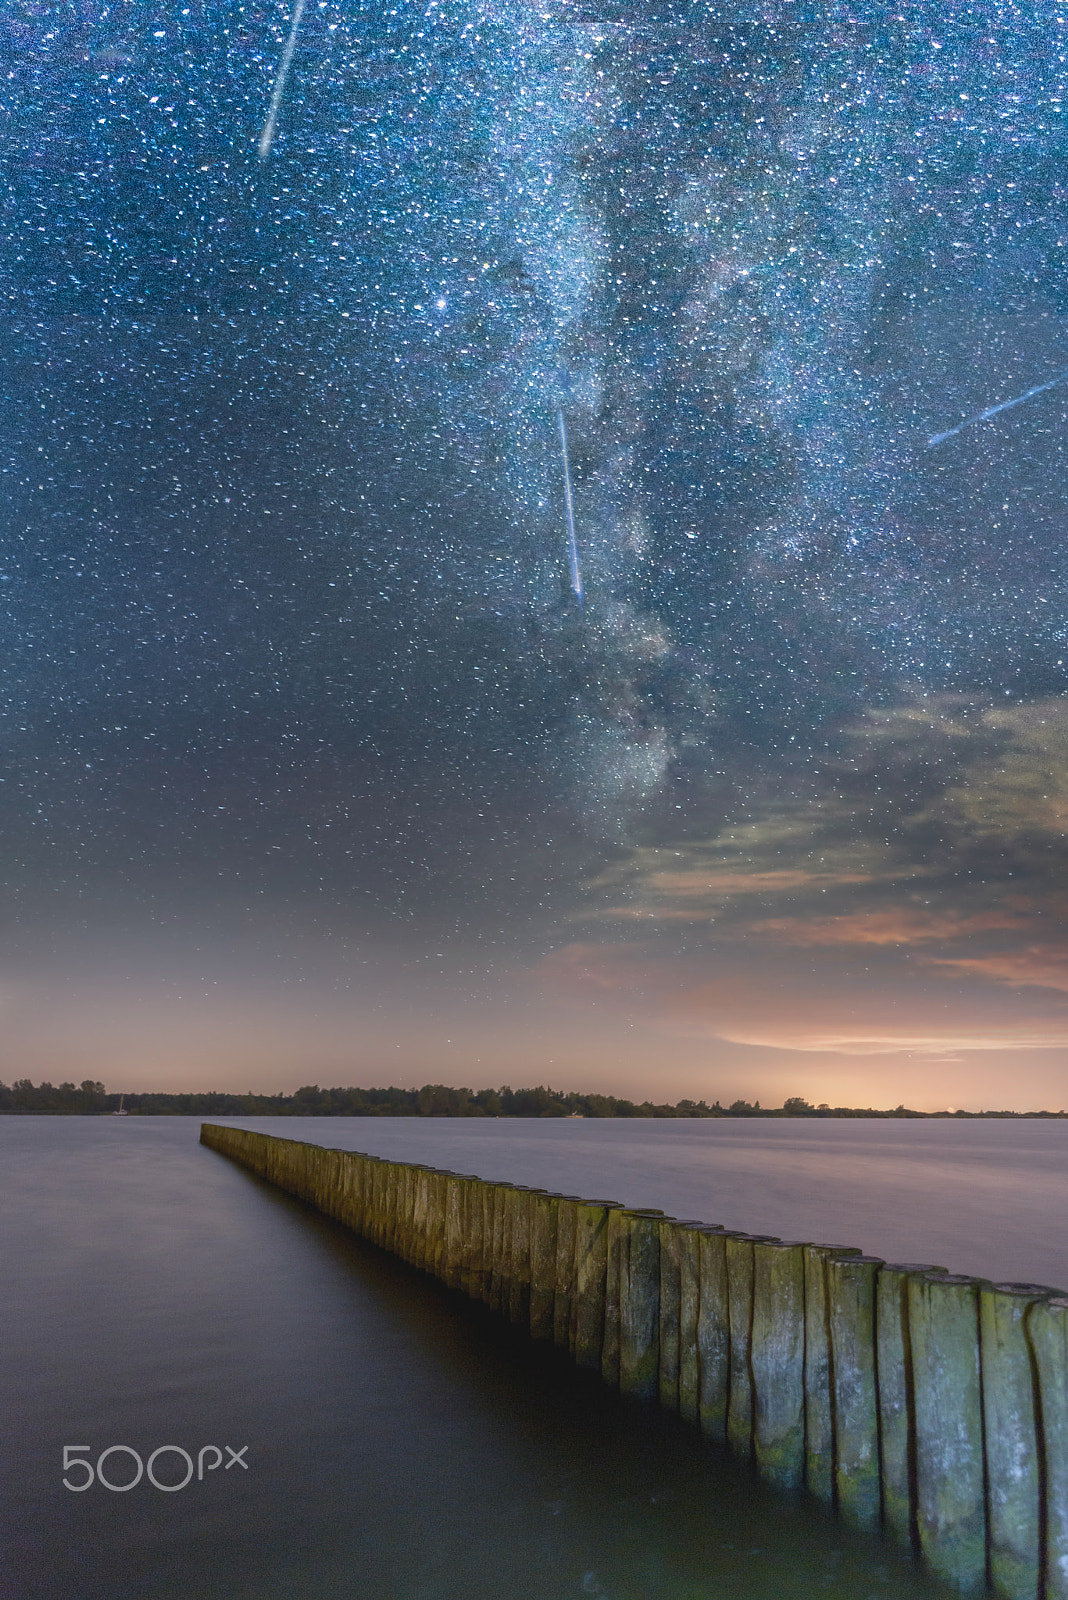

left=0, top=1080, right=1063, bottom=1117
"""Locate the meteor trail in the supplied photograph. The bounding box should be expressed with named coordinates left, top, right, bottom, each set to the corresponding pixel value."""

left=557, top=409, right=583, bottom=607
left=928, top=365, right=1068, bottom=447
left=258, top=0, right=306, bottom=160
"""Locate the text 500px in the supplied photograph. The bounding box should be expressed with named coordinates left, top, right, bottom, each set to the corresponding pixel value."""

left=62, top=1445, right=249, bottom=1491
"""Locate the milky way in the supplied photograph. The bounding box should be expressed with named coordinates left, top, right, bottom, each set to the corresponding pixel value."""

left=3, top=0, right=1068, bottom=1100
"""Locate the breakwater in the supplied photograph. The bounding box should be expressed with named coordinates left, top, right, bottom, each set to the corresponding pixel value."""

left=200, top=1123, right=1068, bottom=1600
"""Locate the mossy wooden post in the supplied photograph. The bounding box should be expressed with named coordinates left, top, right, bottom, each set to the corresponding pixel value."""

left=573, top=1202, right=615, bottom=1370
left=305, top=1141, right=321, bottom=1207
left=457, top=1174, right=475, bottom=1292
left=387, top=1160, right=401, bottom=1258
left=476, top=1182, right=495, bottom=1303
left=334, top=1152, right=350, bottom=1222
left=410, top=1166, right=429, bottom=1268
left=908, top=1271, right=987, bottom=1596
left=356, top=1152, right=372, bottom=1237
left=490, top=1183, right=512, bottom=1313
left=378, top=1159, right=392, bottom=1249
left=458, top=1178, right=479, bottom=1298
left=335, top=1151, right=354, bottom=1232
left=697, top=1227, right=730, bottom=1441
left=321, top=1149, right=341, bottom=1221
left=658, top=1219, right=682, bottom=1411
left=529, top=1193, right=559, bottom=1339
left=492, top=1184, right=511, bottom=1305
left=827, top=1253, right=883, bottom=1528
left=602, top=1205, right=625, bottom=1387
left=415, top=1164, right=434, bottom=1273
left=1027, top=1294, right=1068, bottom=1600
left=349, top=1153, right=365, bottom=1237
left=335, top=1150, right=352, bottom=1228
left=726, top=1233, right=773, bottom=1459
left=677, top=1223, right=702, bottom=1424
left=981, top=1281, right=1049, bottom=1600
left=442, top=1174, right=461, bottom=1289
left=377, top=1159, right=392, bottom=1249
left=393, top=1163, right=409, bottom=1261
left=619, top=1210, right=662, bottom=1400
left=482, top=1182, right=499, bottom=1306
left=486, top=1183, right=505, bottom=1307
left=803, top=1243, right=861, bottom=1502
left=299, top=1140, right=315, bottom=1204
left=417, top=1166, right=432, bottom=1272
left=469, top=1176, right=487, bottom=1297
left=505, top=1186, right=523, bottom=1324
left=751, top=1239, right=807, bottom=1490
left=509, top=1188, right=536, bottom=1327
left=409, top=1165, right=425, bottom=1265
left=876, top=1263, right=947, bottom=1545
left=364, top=1158, right=380, bottom=1245
left=432, top=1170, right=451, bottom=1280
left=554, top=1198, right=580, bottom=1348
left=328, top=1149, right=345, bottom=1222
left=385, top=1161, right=401, bottom=1254
left=327, top=1149, right=343, bottom=1221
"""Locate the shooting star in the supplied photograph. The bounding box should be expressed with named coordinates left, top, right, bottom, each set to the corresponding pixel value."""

left=557, top=409, right=584, bottom=607
left=928, top=365, right=1068, bottom=447
left=258, top=0, right=307, bottom=160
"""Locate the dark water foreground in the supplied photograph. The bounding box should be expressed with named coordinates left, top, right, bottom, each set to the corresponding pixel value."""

left=2, top=1118, right=954, bottom=1600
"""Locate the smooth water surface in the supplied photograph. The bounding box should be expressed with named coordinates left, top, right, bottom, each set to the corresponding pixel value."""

left=1, top=1116, right=961, bottom=1600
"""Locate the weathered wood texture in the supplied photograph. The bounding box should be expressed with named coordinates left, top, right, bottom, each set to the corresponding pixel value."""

left=201, top=1123, right=1068, bottom=1600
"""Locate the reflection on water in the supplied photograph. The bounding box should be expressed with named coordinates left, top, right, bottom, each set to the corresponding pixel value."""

left=0, top=1117, right=960, bottom=1600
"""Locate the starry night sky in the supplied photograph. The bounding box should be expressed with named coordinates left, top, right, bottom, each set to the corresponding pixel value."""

left=4, top=0, right=1068, bottom=1106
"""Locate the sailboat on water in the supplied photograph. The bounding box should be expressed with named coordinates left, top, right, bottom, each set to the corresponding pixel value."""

left=112, top=1095, right=128, bottom=1116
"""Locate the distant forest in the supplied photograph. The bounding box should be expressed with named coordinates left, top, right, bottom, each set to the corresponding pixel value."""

left=0, top=1080, right=1064, bottom=1118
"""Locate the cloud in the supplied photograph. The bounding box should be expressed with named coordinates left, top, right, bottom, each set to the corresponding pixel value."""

left=937, top=699, right=1068, bottom=843
left=744, top=908, right=1030, bottom=947
left=710, top=1025, right=1068, bottom=1057
left=929, top=946, right=1068, bottom=994
left=533, top=939, right=1068, bottom=1060
left=541, top=693, right=1068, bottom=1077
left=671, top=971, right=1068, bottom=1057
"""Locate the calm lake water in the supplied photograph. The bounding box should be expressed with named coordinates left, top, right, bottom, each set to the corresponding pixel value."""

left=7, top=1115, right=1064, bottom=1600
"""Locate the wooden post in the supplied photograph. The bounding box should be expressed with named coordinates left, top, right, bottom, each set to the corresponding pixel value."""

left=697, top=1226, right=730, bottom=1442
left=619, top=1210, right=663, bottom=1399
left=554, top=1198, right=580, bottom=1348
left=529, top=1193, right=559, bottom=1340
left=490, top=1182, right=514, bottom=1312
left=658, top=1219, right=683, bottom=1411
left=751, top=1239, right=807, bottom=1490
left=442, top=1175, right=462, bottom=1289
left=876, top=1263, right=947, bottom=1546
left=477, top=1181, right=495, bottom=1303
left=1027, top=1294, right=1068, bottom=1600
left=827, top=1253, right=883, bottom=1528
left=508, top=1188, right=537, bottom=1327
left=385, top=1161, right=401, bottom=1254
left=573, top=1201, right=617, bottom=1370
left=677, top=1223, right=703, bottom=1424
left=726, top=1233, right=779, bottom=1459
left=980, top=1283, right=1050, bottom=1600
left=431, top=1170, right=452, bottom=1280
left=802, top=1243, right=862, bottom=1502
left=602, top=1204, right=625, bottom=1388
left=908, top=1271, right=988, bottom=1596
left=460, top=1177, right=482, bottom=1298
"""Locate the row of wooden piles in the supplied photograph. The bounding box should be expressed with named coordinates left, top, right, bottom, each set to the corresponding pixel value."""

left=200, top=1125, right=1068, bottom=1600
